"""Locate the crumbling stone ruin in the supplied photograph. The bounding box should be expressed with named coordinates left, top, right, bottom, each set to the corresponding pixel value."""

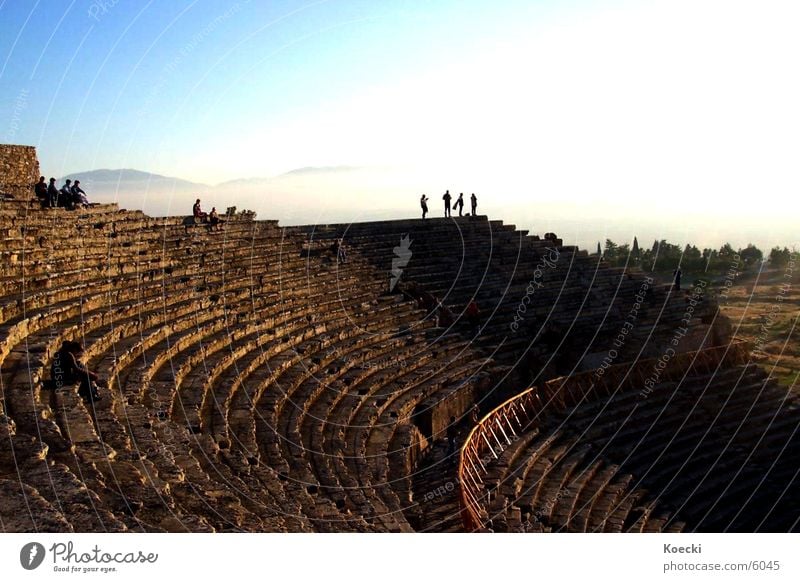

left=0, top=145, right=39, bottom=200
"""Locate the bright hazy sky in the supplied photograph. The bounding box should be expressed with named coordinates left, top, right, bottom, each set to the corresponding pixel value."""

left=1, top=0, right=798, bottom=248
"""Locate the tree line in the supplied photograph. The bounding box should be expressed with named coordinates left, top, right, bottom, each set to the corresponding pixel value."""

left=597, top=237, right=794, bottom=274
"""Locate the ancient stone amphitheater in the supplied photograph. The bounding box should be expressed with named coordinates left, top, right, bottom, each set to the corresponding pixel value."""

left=1, top=146, right=798, bottom=533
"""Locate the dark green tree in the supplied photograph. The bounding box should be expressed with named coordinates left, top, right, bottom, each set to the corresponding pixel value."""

left=616, top=243, right=631, bottom=267
left=702, top=248, right=718, bottom=272
left=650, top=239, right=682, bottom=271
left=739, top=244, right=763, bottom=267
left=769, top=246, right=791, bottom=268
left=683, top=244, right=703, bottom=272
left=604, top=239, right=618, bottom=263
left=719, top=242, right=735, bottom=260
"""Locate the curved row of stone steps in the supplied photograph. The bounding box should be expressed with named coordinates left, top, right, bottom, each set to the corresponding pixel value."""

left=2, top=202, right=498, bottom=531
left=475, top=362, right=799, bottom=532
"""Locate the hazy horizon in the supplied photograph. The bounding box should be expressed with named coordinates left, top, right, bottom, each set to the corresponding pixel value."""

left=59, top=164, right=797, bottom=255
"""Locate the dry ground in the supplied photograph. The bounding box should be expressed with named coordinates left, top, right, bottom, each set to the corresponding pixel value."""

left=718, top=268, right=799, bottom=388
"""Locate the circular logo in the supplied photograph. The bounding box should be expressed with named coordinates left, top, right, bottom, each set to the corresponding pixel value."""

left=20, top=542, right=46, bottom=570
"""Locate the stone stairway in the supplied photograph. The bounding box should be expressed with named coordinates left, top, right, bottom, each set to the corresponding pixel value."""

left=409, top=439, right=464, bottom=533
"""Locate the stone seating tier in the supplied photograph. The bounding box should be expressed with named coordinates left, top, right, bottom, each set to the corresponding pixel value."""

left=0, top=197, right=742, bottom=533
left=471, top=362, right=799, bottom=532
left=0, top=199, right=506, bottom=531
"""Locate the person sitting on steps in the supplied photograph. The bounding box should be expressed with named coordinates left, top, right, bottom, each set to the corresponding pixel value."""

left=60, top=179, right=73, bottom=209
left=34, top=176, right=48, bottom=207
left=71, top=180, right=89, bottom=208
left=47, top=178, right=59, bottom=208
left=51, top=340, right=106, bottom=402
left=193, top=198, right=208, bottom=222
left=208, top=207, right=224, bottom=230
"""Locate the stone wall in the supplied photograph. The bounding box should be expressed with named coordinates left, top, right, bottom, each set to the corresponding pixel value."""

left=0, top=145, right=39, bottom=199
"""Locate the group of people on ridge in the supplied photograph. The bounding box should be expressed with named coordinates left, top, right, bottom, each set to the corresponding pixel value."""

left=34, top=176, right=90, bottom=209
left=420, top=191, right=477, bottom=219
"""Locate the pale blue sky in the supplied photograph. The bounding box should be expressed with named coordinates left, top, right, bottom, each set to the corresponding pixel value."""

left=1, top=0, right=798, bottom=250
left=1, top=0, right=579, bottom=178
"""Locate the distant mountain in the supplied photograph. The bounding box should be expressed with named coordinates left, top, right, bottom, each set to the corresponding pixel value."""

left=216, top=166, right=361, bottom=188
left=59, top=165, right=410, bottom=219
left=278, top=165, right=360, bottom=177
left=61, top=169, right=210, bottom=215
left=63, top=168, right=208, bottom=190
left=64, top=166, right=364, bottom=190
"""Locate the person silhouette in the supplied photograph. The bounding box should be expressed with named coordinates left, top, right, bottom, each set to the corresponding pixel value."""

left=58, top=179, right=72, bottom=209
left=47, top=178, right=58, bottom=208
left=470, top=193, right=477, bottom=216
left=51, top=341, right=105, bottom=402
left=193, top=198, right=208, bottom=222
left=337, top=238, right=348, bottom=263
left=454, top=193, right=464, bottom=216
left=70, top=180, right=86, bottom=208
left=34, top=176, right=47, bottom=206
left=420, top=194, right=429, bottom=219
left=209, top=207, right=224, bottom=229
left=442, top=190, right=451, bottom=217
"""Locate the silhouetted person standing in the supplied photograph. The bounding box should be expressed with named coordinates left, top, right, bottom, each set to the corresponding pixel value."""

left=673, top=268, right=682, bottom=291
left=46, top=178, right=58, bottom=208
left=470, top=193, right=477, bottom=216
left=34, top=176, right=47, bottom=207
left=335, top=238, right=347, bottom=263
left=454, top=193, right=464, bottom=216
left=420, top=194, right=429, bottom=219
left=442, top=190, right=451, bottom=217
